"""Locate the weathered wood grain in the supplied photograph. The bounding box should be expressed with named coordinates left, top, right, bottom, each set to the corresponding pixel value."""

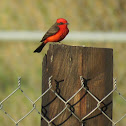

left=41, top=44, right=113, bottom=126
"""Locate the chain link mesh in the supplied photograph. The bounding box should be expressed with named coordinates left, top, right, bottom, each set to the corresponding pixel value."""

left=0, top=76, right=126, bottom=126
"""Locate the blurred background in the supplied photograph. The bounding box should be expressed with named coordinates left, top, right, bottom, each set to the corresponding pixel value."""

left=0, top=0, right=126, bottom=126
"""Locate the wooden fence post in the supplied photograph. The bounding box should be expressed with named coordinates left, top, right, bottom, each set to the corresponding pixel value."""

left=41, top=44, right=113, bottom=126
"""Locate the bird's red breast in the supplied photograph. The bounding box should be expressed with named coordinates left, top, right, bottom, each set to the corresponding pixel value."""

left=45, top=26, right=69, bottom=43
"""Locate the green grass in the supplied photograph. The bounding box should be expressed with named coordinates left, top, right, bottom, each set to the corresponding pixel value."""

left=0, top=0, right=126, bottom=31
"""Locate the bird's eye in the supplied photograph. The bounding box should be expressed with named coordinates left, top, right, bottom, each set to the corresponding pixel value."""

left=58, top=22, right=64, bottom=25
left=60, top=22, right=64, bottom=24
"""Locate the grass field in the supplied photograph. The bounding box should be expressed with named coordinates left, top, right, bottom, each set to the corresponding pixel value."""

left=0, top=0, right=126, bottom=31
left=0, top=0, right=126, bottom=125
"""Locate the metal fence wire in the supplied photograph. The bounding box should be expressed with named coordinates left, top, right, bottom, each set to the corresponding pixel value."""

left=0, top=76, right=126, bottom=126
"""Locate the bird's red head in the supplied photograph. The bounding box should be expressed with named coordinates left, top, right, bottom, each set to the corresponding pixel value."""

left=56, top=18, right=69, bottom=27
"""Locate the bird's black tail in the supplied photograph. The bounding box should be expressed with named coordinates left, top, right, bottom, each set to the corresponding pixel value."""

left=34, top=42, right=46, bottom=53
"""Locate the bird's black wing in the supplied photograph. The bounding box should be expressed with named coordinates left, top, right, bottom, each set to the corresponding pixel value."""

left=40, top=22, right=59, bottom=42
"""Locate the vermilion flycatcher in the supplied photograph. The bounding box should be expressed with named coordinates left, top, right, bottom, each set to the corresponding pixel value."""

left=34, top=18, right=69, bottom=53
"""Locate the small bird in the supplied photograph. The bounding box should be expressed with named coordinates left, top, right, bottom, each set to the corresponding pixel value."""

left=34, top=18, right=69, bottom=53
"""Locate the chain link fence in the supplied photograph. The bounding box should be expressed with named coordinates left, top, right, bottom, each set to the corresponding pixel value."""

left=0, top=76, right=126, bottom=126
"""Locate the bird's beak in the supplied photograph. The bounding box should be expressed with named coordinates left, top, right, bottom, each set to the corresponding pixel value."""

left=65, top=23, right=69, bottom=25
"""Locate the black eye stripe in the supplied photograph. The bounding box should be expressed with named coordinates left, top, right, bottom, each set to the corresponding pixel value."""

left=57, top=22, right=64, bottom=25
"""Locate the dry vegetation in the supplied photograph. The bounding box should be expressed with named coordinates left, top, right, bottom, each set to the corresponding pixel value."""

left=0, top=0, right=126, bottom=126
left=0, top=0, right=126, bottom=31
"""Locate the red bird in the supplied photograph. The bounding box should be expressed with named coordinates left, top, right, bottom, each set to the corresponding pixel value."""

left=34, top=18, right=69, bottom=53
